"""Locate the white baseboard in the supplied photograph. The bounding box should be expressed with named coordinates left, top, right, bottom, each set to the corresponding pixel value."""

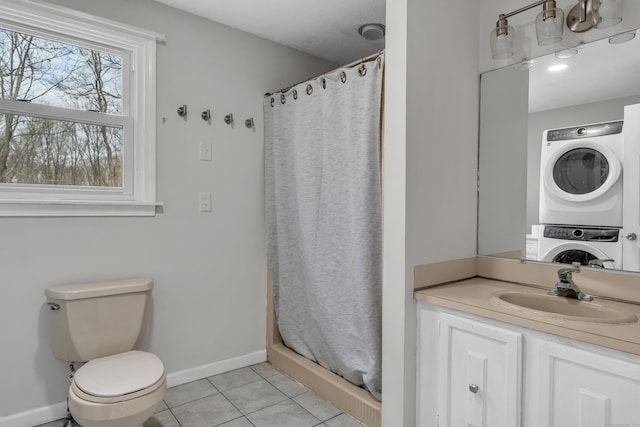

left=1, top=350, right=267, bottom=427
left=165, top=349, right=266, bottom=388
left=0, top=401, right=67, bottom=427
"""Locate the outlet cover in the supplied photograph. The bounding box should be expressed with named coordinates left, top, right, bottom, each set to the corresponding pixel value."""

left=198, top=192, right=212, bottom=212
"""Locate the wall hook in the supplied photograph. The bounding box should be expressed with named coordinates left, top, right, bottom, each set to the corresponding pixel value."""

left=224, top=113, right=234, bottom=125
left=201, top=109, right=211, bottom=121
left=245, top=118, right=254, bottom=128
left=177, top=105, right=187, bottom=117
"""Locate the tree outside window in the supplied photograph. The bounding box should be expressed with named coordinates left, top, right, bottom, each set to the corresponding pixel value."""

left=0, top=27, right=124, bottom=188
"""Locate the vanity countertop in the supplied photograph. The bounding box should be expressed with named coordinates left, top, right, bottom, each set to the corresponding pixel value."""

left=415, top=277, right=640, bottom=356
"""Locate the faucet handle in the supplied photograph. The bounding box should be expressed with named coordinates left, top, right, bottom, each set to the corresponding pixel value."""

left=587, top=258, right=614, bottom=268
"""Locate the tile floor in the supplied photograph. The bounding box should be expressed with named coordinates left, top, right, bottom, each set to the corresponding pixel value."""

left=36, top=362, right=364, bottom=427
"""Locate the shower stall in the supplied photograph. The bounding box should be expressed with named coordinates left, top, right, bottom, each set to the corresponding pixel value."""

left=264, top=52, right=384, bottom=427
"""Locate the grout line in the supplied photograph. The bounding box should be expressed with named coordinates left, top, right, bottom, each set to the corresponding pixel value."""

left=167, top=405, right=182, bottom=427
left=220, top=382, right=290, bottom=417
left=249, top=362, right=282, bottom=379
left=165, top=362, right=347, bottom=426
left=205, top=370, right=265, bottom=393
left=165, top=404, right=183, bottom=427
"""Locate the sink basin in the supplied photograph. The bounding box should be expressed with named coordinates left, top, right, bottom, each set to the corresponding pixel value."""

left=492, top=291, right=638, bottom=324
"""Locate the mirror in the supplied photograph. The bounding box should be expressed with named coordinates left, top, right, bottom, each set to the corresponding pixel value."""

left=478, top=25, right=640, bottom=272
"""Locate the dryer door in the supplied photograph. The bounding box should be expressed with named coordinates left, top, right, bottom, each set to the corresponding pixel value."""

left=543, top=140, right=621, bottom=203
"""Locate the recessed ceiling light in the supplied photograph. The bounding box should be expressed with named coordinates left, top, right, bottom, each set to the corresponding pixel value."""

left=609, top=31, right=636, bottom=45
left=548, top=64, right=568, bottom=72
left=555, top=48, right=578, bottom=59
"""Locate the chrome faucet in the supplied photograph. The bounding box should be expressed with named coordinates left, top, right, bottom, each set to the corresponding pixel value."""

left=548, top=262, right=593, bottom=301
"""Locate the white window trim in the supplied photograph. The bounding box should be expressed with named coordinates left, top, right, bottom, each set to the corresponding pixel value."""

left=0, top=0, right=165, bottom=216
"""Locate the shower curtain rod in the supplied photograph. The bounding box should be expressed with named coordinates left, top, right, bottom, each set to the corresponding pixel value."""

left=264, top=50, right=384, bottom=97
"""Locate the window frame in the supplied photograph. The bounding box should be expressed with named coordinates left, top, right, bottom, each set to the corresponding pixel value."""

left=0, top=0, right=163, bottom=216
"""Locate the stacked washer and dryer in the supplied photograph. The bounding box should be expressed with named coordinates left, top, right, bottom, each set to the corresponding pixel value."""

left=536, top=120, right=624, bottom=269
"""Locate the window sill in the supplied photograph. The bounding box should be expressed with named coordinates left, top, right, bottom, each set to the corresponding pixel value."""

left=0, top=200, right=163, bottom=217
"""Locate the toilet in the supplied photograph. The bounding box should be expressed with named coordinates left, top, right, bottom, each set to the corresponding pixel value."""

left=45, top=278, right=166, bottom=427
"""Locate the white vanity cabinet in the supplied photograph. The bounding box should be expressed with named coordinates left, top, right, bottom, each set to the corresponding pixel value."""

left=417, top=301, right=640, bottom=427
left=535, top=341, right=640, bottom=427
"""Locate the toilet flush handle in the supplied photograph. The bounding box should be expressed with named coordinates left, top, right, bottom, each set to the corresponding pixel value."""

left=47, top=302, right=60, bottom=310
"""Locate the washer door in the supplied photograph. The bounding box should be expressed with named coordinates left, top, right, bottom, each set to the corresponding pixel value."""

left=542, top=242, right=615, bottom=268
left=543, top=140, right=621, bottom=202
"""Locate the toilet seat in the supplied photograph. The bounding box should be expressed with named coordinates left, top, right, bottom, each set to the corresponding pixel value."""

left=72, top=350, right=165, bottom=404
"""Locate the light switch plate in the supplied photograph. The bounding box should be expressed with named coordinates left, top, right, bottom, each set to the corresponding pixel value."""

left=199, top=141, right=212, bottom=161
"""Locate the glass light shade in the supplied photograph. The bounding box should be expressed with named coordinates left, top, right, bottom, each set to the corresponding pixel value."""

left=490, top=25, right=514, bottom=59
left=536, top=8, right=564, bottom=46
left=596, top=0, right=623, bottom=29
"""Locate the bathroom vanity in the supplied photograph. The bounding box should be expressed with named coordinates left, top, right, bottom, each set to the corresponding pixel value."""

left=414, top=257, right=640, bottom=427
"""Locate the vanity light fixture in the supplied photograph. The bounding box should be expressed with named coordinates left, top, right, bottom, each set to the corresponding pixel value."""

left=490, top=0, right=623, bottom=59
left=490, top=0, right=564, bottom=59
left=567, top=0, right=623, bottom=32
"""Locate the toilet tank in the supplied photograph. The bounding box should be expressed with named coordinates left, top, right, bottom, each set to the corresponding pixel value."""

left=45, top=278, right=154, bottom=362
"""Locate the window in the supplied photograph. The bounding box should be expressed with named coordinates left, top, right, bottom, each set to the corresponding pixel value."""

left=0, top=0, right=162, bottom=216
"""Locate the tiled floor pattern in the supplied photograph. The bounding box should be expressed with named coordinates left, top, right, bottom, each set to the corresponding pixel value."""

left=36, top=362, right=364, bottom=427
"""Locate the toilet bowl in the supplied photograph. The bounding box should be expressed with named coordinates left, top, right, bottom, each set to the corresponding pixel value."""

left=68, top=351, right=166, bottom=427
left=45, top=278, right=166, bottom=427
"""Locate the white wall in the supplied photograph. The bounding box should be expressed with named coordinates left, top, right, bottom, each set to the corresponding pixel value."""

left=382, top=0, right=480, bottom=425
left=0, top=0, right=334, bottom=420
left=478, top=67, right=529, bottom=256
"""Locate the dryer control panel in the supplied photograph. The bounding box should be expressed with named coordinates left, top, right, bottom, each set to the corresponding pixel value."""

left=544, top=225, right=619, bottom=242
left=547, top=121, right=623, bottom=141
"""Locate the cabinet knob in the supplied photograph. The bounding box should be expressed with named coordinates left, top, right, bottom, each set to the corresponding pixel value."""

left=469, top=384, right=479, bottom=394
left=626, top=233, right=637, bottom=241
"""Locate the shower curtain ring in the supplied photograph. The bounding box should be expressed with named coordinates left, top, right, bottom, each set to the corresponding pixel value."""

left=280, top=94, right=286, bottom=104
left=340, top=71, right=347, bottom=83
left=321, top=78, right=327, bottom=89
left=292, top=89, right=298, bottom=100
left=270, top=98, right=275, bottom=107
left=306, top=84, right=313, bottom=95
left=358, top=63, right=367, bottom=77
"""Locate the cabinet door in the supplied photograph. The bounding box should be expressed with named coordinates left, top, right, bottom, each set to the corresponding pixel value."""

left=438, top=314, right=522, bottom=427
left=538, top=341, right=640, bottom=427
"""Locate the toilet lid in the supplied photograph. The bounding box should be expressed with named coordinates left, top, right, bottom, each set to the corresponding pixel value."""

left=74, top=350, right=165, bottom=398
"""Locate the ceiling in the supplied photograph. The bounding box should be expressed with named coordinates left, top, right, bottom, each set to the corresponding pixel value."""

left=154, top=0, right=638, bottom=113
left=153, top=0, right=386, bottom=66
left=528, top=29, right=640, bottom=112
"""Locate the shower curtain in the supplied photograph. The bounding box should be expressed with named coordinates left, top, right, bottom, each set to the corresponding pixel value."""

left=264, top=54, right=383, bottom=400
